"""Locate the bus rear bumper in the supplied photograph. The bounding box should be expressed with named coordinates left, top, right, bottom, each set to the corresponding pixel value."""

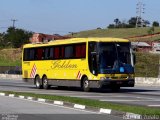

left=89, top=79, right=135, bottom=88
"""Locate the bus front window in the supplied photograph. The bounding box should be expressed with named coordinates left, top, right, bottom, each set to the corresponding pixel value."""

left=99, top=42, right=134, bottom=74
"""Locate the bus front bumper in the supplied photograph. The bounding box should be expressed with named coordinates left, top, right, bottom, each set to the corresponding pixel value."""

left=89, top=79, right=135, bottom=88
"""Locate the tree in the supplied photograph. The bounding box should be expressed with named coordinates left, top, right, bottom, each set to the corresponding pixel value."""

left=108, top=17, right=150, bottom=28
left=4, top=27, right=33, bottom=48
left=114, top=18, right=121, bottom=27
left=128, top=17, right=137, bottom=27
left=108, top=24, right=115, bottom=28
left=143, top=20, right=150, bottom=27
left=152, top=21, right=159, bottom=27
left=128, top=17, right=150, bottom=27
left=0, top=33, right=5, bottom=47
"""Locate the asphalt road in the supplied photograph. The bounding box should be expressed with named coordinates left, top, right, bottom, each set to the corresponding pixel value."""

left=0, top=95, right=124, bottom=120
left=0, top=79, right=160, bottom=108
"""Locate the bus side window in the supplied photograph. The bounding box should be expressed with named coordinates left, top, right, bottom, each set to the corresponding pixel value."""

left=44, top=48, right=49, bottom=60
left=65, top=46, right=74, bottom=59
left=81, top=44, right=86, bottom=58
left=61, top=46, right=65, bottom=59
left=75, top=45, right=81, bottom=58
left=30, top=49, right=35, bottom=60
left=49, top=47, right=54, bottom=59
left=23, top=49, right=29, bottom=61
left=54, top=47, right=60, bottom=59
left=75, top=44, right=86, bottom=58
left=37, top=48, right=43, bottom=60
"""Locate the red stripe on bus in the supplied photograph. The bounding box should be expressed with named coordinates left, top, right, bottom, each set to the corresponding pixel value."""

left=77, top=71, right=80, bottom=79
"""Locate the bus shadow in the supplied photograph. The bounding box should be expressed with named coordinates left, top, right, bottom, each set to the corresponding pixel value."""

left=95, top=88, right=160, bottom=93
left=48, top=86, right=160, bottom=94
left=1, top=82, right=159, bottom=94
left=0, top=84, right=36, bottom=89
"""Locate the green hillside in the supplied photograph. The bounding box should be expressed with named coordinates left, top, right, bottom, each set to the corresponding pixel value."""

left=135, top=52, right=159, bottom=77
left=0, top=27, right=160, bottom=77
left=72, top=27, right=160, bottom=77
left=73, top=27, right=160, bottom=41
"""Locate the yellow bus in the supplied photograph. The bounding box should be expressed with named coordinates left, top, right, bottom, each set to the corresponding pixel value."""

left=22, top=38, right=135, bottom=91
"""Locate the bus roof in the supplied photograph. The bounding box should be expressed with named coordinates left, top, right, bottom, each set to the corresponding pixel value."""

left=23, top=37, right=129, bottom=48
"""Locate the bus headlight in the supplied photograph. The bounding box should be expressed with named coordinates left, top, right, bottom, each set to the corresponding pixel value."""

left=128, top=74, right=133, bottom=79
left=100, top=77, right=106, bottom=80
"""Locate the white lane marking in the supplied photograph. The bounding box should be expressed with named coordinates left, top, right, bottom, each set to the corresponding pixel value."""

left=71, top=96, right=106, bottom=98
left=74, top=104, right=85, bottom=110
left=73, top=96, right=156, bottom=100
left=68, top=95, right=139, bottom=98
left=135, top=97, right=154, bottom=100
left=100, top=99, right=160, bottom=102
left=70, top=95, right=140, bottom=98
left=1, top=95, right=99, bottom=114
left=148, top=105, right=160, bottom=107
left=100, top=108, right=111, bottom=114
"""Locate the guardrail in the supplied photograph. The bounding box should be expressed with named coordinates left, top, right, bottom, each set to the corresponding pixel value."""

left=135, top=77, right=160, bottom=86
left=0, top=74, right=22, bottom=79
left=0, top=66, right=22, bottom=75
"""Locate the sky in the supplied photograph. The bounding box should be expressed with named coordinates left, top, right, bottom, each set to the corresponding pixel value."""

left=0, top=0, right=160, bottom=35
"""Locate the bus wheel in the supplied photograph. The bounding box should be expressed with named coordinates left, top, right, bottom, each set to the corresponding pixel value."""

left=43, top=76, right=49, bottom=89
left=35, top=76, right=42, bottom=89
left=82, top=77, right=90, bottom=92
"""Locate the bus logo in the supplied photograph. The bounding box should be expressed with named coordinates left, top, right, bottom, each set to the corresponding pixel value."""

left=51, top=61, right=77, bottom=69
left=30, top=64, right=37, bottom=78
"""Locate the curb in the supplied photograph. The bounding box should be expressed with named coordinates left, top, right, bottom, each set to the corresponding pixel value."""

left=0, top=74, right=22, bottom=80
left=0, top=92, right=141, bottom=119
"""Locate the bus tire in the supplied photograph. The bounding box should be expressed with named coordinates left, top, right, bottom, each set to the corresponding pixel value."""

left=43, top=76, right=50, bottom=89
left=82, top=77, right=90, bottom=92
left=35, top=76, right=43, bottom=89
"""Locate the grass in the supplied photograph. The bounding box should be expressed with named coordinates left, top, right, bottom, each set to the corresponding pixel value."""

left=0, top=48, right=21, bottom=66
left=73, top=27, right=160, bottom=41
left=0, top=59, right=21, bottom=66
left=135, top=52, right=159, bottom=77
left=1, top=90, right=160, bottom=115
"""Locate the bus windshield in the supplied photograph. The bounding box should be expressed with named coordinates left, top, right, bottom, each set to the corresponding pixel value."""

left=98, top=42, right=134, bottom=74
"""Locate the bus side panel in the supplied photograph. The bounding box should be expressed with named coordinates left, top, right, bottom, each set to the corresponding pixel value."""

left=49, top=59, right=88, bottom=80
